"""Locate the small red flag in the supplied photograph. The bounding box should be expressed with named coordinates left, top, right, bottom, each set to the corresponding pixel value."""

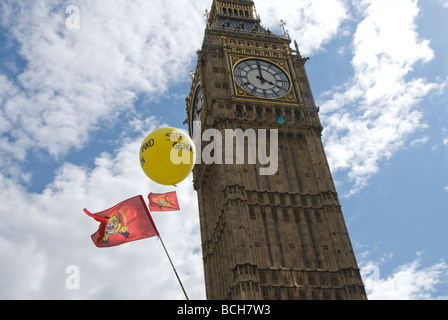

left=148, top=192, right=180, bottom=212
left=84, top=195, right=159, bottom=248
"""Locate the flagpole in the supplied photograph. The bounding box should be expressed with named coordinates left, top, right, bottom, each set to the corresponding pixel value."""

left=158, top=235, right=189, bottom=300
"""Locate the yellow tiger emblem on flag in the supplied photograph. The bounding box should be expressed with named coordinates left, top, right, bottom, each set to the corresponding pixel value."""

left=102, top=210, right=129, bottom=244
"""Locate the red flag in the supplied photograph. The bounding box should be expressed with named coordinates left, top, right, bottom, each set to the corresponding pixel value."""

left=148, top=192, right=180, bottom=212
left=84, top=195, right=159, bottom=248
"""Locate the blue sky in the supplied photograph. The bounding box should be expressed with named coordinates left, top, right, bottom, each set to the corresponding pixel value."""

left=0, top=0, right=447, bottom=300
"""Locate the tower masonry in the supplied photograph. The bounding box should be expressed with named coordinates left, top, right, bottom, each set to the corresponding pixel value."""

left=186, top=0, right=367, bottom=300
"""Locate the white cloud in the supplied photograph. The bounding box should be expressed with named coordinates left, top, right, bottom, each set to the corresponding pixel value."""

left=443, top=138, right=448, bottom=146
left=0, top=121, right=205, bottom=299
left=362, top=257, right=448, bottom=300
left=320, top=0, right=443, bottom=195
left=439, top=0, right=448, bottom=8
left=0, top=0, right=208, bottom=166
left=410, top=136, right=429, bottom=148
left=256, top=0, right=349, bottom=56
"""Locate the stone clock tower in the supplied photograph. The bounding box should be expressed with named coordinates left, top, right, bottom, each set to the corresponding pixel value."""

left=186, top=0, right=367, bottom=300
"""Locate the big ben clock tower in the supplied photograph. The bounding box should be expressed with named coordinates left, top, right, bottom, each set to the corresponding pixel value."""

left=186, top=0, right=367, bottom=300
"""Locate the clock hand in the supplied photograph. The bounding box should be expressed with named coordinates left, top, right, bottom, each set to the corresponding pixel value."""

left=256, top=61, right=265, bottom=84
left=256, top=75, right=265, bottom=83
left=256, top=76, right=275, bottom=87
left=256, top=76, right=276, bottom=88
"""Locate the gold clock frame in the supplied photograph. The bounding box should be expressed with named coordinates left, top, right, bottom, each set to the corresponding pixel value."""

left=222, top=37, right=303, bottom=106
left=231, top=57, right=293, bottom=100
left=228, top=54, right=302, bottom=106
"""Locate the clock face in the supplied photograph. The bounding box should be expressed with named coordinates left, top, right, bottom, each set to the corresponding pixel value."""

left=192, top=84, right=203, bottom=122
left=234, top=59, right=291, bottom=98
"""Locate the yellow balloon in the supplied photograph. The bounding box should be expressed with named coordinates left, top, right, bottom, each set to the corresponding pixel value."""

left=139, top=127, right=196, bottom=186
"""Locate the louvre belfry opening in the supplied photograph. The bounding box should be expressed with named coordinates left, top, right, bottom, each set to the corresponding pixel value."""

left=186, top=0, right=367, bottom=300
